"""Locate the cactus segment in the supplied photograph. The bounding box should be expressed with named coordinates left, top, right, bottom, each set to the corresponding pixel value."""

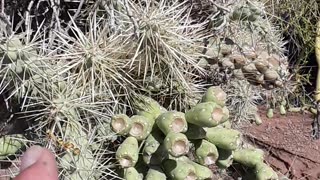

left=143, top=144, right=168, bottom=165
left=162, top=159, right=197, bottom=180
left=184, top=123, right=206, bottom=140
left=205, top=127, right=242, bottom=150
left=132, top=95, right=163, bottom=121
left=142, top=129, right=164, bottom=156
left=194, top=139, right=219, bottom=165
left=216, top=148, right=234, bottom=169
left=145, top=167, right=167, bottom=180
left=124, top=167, right=143, bottom=180
left=188, top=161, right=214, bottom=180
left=129, top=115, right=154, bottom=140
left=115, top=137, right=139, bottom=168
left=201, top=86, right=227, bottom=106
left=263, top=69, right=279, bottom=82
left=220, top=58, right=235, bottom=69
left=254, top=162, right=279, bottom=180
left=254, top=60, right=269, bottom=73
left=164, top=132, right=189, bottom=157
left=111, top=114, right=132, bottom=135
left=229, top=54, right=246, bottom=69
left=185, top=102, right=226, bottom=127
left=0, top=134, right=25, bottom=159
left=233, top=148, right=264, bottom=167
left=156, top=111, right=188, bottom=135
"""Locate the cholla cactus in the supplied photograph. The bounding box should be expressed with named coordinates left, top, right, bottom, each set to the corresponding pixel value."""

left=186, top=0, right=291, bottom=122
left=0, top=0, right=291, bottom=179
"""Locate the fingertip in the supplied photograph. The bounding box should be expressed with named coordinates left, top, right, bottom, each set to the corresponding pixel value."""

left=14, top=145, right=58, bottom=180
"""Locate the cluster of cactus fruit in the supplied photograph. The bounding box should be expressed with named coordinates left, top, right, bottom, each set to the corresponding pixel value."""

left=111, top=87, right=278, bottom=180
left=202, top=39, right=288, bottom=90
left=198, top=0, right=289, bottom=91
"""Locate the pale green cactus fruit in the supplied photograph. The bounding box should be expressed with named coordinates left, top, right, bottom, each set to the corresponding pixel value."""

left=109, top=87, right=278, bottom=180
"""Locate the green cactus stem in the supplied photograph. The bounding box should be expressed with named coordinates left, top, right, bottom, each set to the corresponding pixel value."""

left=201, top=86, right=227, bottom=106
left=188, top=161, right=214, bottom=180
left=145, top=167, right=167, bottom=180
left=129, top=115, right=154, bottom=141
left=233, top=148, right=264, bottom=167
left=124, top=167, right=143, bottom=180
left=205, top=127, right=242, bottom=150
left=216, top=148, right=234, bottom=169
left=194, top=139, right=219, bottom=165
left=0, top=134, right=25, bottom=160
left=162, top=159, right=197, bottom=180
left=254, top=162, right=279, bottom=180
left=164, top=132, right=190, bottom=157
left=115, top=137, right=139, bottom=168
left=184, top=123, right=206, bottom=140
left=156, top=111, right=188, bottom=135
left=110, top=114, right=132, bottom=136
left=185, top=102, right=228, bottom=127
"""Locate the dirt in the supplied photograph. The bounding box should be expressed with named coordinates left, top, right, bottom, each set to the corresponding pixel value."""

left=239, top=107, right=320, bottom=180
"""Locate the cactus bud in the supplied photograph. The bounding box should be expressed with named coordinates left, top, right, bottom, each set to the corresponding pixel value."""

left=254, top=60, right=269, bottom=73
left=263, top=69, right=279, bottom=82
left=242, top=63, right=258, bottom=74
left=229, top=54, right=246, bottom=69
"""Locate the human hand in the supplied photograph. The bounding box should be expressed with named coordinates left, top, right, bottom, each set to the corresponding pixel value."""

left=13, top=145, right=58, bottom=180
